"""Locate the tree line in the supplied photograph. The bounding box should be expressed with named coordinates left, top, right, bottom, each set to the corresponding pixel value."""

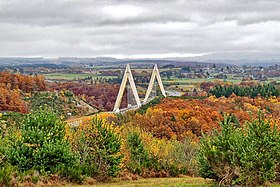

left=210, top=83, right=280, bottom=98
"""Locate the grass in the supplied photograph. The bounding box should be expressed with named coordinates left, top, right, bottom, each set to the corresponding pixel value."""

left=68, top=177, right=215, bottom=187
left=44, top=73, right=117, bottom=80
left=163, top=78, right=242, bottom=84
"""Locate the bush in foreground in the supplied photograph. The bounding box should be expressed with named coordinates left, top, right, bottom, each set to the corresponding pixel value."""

left=122, top=126, right=199, bottom=178
left=198, top=114, right=280, bottom=186
left=70, top=116, right=123, bottom=181
left=7, top=109, right=82, bottom=183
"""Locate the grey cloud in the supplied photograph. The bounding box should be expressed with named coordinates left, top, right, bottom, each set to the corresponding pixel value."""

left=0, top=0, right=279, bottom=57
left=1, top=0, right=280, bottom=26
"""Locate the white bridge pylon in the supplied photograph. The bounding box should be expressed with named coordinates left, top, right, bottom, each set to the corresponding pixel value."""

left=113, top=64, right=141, bottom=113
left=143, top=63, right=166, bottom=103
left=113, top=63, right=166, bottom=113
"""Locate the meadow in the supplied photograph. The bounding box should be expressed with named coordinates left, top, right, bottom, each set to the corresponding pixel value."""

left=45, top=73, right=117, bottom=80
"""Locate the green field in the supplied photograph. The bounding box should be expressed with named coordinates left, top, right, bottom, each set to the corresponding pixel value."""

left=68, top=177, right=215, bottom=187
left=163, top=78, right=242, bottom=85
left=163, top=76, right=280, bottom=85
left=44, top=73, right=117, bottom=80
left=44, top=72, right=280, bottom=86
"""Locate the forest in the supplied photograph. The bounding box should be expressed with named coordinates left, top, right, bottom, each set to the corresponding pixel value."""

left=0, top=71, right=280, bottom=186
left=210, top=83, right=280, bottom=98
left=0, top=72, right=46, bottom=113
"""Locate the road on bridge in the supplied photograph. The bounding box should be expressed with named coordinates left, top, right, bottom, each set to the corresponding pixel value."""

left=165, top=90, right=182, bottom=97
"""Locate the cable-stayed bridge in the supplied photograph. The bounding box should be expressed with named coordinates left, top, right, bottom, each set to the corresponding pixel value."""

left=68, top=64, right=167, bottom=126
left=113, top=63, right=166, bottom=113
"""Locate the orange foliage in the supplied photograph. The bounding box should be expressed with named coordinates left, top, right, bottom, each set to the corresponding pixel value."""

left=0, top=87, right=27, bottom=113
left=0, top=72, right=46, bottom=113
left=131, top=96, right=280, bottom=140
left=0, top=71, right=46, bottom=92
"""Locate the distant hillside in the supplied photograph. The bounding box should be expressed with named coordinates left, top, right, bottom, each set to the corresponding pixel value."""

left=1, top=52, right=280, bottom=67
left=182, top=52, right=280, bottom=66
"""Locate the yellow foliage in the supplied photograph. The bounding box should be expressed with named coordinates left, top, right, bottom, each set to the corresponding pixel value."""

left=269, top=96, right=279, bottom=103
left=244, top=102, right=259, bottom=112
left=60, top=90, right=65, bottom=97
left=208, top=95, right=218, bottom=102
left=119, top=123, right=184, bottom=166
left=66, top=114, right=122, bottom=151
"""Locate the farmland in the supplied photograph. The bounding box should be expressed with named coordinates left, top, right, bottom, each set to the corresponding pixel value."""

left=45, top=73, right=117, bottom=80
left=42, top=66, right=280, bottom=95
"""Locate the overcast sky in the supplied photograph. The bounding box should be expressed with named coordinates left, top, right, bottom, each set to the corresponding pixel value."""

left=0, top=0, right=279, bottom=58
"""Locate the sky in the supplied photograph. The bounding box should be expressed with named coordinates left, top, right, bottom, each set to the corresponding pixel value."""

left=0, top=0, right=279, bottom=58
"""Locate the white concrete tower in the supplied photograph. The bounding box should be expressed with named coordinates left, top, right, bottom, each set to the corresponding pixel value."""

left=143, top=64, right=166, bottom=103
left=113, top=64, right=141, bottom=112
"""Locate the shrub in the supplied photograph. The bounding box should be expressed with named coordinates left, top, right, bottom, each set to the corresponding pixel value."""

left=198, top=114, right=280, bottom=186
left=170, top=137, right=199, bottom=176
left=0, top=112, right=24, bottom=129
left=0, top=115, right=18, bottom=186
left=71, top=116, right=123, bottom=181
left=0, top=164, right=17, bottom=187
left=198, top=115, right=238, bottom=184
left=235, top=114, right=280, bottom=185
left=55, top=163, right=85, bottom=184
left=7, top=109, right=79, bottom=181
left=123, top=126, right=199, bottom=177
left=126, top=132, right=150, bottom=174
left=0, top=133, right=7, bottom=168
left=145, top=136, right=199, bottom=177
